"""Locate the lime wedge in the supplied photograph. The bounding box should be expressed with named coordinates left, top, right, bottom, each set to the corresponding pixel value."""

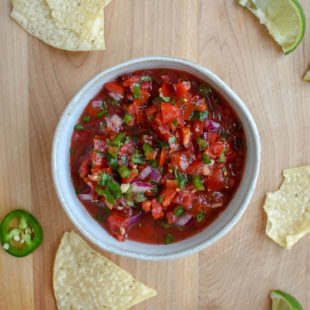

left=237, top=0, right=306, bottom=54
left=271, top=290, right=304, bottom=310
left=303, top=70, right=310, bottom=82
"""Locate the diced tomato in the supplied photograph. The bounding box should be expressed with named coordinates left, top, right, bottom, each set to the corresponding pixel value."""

left=161, top=82, right=173, bottom=97
left=79, top=153, right=91, bottom=178
left=172, top=187, right=193, bottom=208
left=186, top=160, right=204, bottom=175
left=166, top=211, right=177, bottom=224
left=194, top=97, right=207, bottom=112
left=133, top=90, right=150, bottom=107
left=181, top=126, right=191, bottom=146
left=123, top=75, right=141, bottom=87
left=213, top=142, right=224, bottom=155
left=107, top=215, right=128, bottom=241
left=177, top=107, right=184, bottom=127
left=104, top=82, right=124, bottom=97
left=140, top=81, right=151, bottom=92
left=91, top=151, right=105, bottom=170
left=93, top=136, right=108, bottom=152
left=175, top=81, right=189, bottom=98
left=207, top=169, right=225, bottom=191
left=183, top=102, right=194, bottom=120
left=151, top=199, right=164, bottom=219
left=192, top=121, right=204, bottom=138
left=170, top=153, right=189, bottom=172
left=123, top=170, right=137, bottom=184
left=145, top=105, right=158, bottom=116
left=161, top=102, right=178, bottom=124
left=136, top=109, right=147, bottom=124
left=119, top=140, right=135, bottom=157
left=159, top=187, right=176, bottom=209
left=85, top=100, right=104, bottom=117
left=158, top=147, right=167, bottom=167
left=127, top=102, right=138, bottom=115
left=206, top=132, right=219, bottom=144
left=166, top=179, right=178, bottom=189
left=142, top=200, right=152, bottom=212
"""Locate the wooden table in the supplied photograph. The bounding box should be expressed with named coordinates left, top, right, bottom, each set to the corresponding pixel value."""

left=1, top=0, right=310, bottom=309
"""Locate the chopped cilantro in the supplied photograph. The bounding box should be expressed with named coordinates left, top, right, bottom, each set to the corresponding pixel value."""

left=172, top=119, right=178, bottom=126
left=165, top=233, right=176, bottom=244
left=190, top=110, right=208, bottom=121
left=174, top=169, right=187, bottom=190
left=198, top=84, right=212, bottom=97
left=70, top=148, right=75, bottom=153
left=74, top=124, right=84, bottom=130
left=196, top=212, right=206, bottom=222
left=174, top=205, right=184, bottom=217
left=82, top=116, right=90, bottom=122
left=202, top=154, right=212, bottom=165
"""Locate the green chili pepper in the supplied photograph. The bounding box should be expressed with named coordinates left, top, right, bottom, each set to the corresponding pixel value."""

left=123, top=113, right=133, bottom=124
left=117, top=165, right=132, bottom=179
left=0, top=209, right=43, bottom=257
left=192, top=175, right=205, bottom=191
left=131, top=150, right=145, bottom=164
left=133, top=82, right=141, bottom=99
left=174, top=205, right=184, bottom=217
left=111, top=133, right=126, bottom=147
left=197, top=137, right=208, bottom=151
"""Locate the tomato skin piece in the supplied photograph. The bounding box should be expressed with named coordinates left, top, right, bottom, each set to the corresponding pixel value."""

left=151, top=199, right=164, bottom=219
left=159, top=184, right=177, bottom=208
left=161, top=102, right=178, bottom=124
left=107, top=215, right=128, bottom=241
left=104, top=82, right=125, bottom=97
left=158, top=147, right=167, bottom=167
left=161, top=82, right=173, bottom=97
left=186, top=160, right=204, bottom=175
left=207, top=169, right=225, bottom=191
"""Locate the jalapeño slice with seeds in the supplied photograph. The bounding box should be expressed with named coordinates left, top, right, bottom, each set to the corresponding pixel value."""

left=0, top=209, right=43, bottom=257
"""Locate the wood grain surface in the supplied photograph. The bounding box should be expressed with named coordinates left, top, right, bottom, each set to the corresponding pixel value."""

left=1, top=0, right=310, bottom=309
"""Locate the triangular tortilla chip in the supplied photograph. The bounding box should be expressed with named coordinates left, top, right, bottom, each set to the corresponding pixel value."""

left=11, top=0, right=105, bottom=51
left=264, top=165, right=310, bottom=249
left=53, top=232, right=156, bottom=310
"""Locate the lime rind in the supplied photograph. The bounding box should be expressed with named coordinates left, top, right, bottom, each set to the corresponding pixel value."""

left=271, top=290, right=304, bottom=310
left=237, top=0, right=306, bottom=54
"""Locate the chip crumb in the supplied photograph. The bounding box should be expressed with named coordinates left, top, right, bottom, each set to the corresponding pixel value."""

left=263, top=165, right=310, bottom=249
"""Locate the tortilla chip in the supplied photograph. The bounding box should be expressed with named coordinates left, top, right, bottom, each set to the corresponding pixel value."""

left=11, top=0, right=105, bottom=51
left=53, top=232, right=156, bottom=310
left=264, top=165, right=310, bottom=249
left=46, top=0, right=110, bottom=39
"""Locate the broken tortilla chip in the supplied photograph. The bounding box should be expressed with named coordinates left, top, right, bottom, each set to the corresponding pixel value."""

left=10, top=0, right=105, bottom=51
left=53, top=231, right=156, bottom=310
left=264, top=165, right=310, bottom=249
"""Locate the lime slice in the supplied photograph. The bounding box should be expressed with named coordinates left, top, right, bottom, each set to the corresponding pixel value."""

left=303, top=70, right=310, bottom=82
left=237, top=0, right=306, bottom=54
left=271, top=290, right=304, bottom=310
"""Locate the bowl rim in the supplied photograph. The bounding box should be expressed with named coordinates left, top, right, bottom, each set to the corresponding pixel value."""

left=52, top=56, right=261, bottom=261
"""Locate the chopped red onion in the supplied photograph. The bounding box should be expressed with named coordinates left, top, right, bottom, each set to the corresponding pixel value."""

left=139, top=166, right=161, bottom=182
left=105, top=114, right=122, bottom=132
left=78, top=193, right=93, bottom=201
left=132, top=181, right=153, bottom=193
left=128, top=214, right=142, bottom=226
left=109, top=92, right=123, bottom=101
left=205, top=120, right=221, bottom=131
left=140, top=166, right=152, bottom=180
left=175, top=212, right=193, bottom=227
left=149, top=169, right=161, bottom=182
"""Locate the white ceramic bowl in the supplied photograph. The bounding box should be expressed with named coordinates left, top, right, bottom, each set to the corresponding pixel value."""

left=52, top=56, right=260, bottom=261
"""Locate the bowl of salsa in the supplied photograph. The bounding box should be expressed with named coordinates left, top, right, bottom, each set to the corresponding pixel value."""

left=52, top=56, right=260, bottom=260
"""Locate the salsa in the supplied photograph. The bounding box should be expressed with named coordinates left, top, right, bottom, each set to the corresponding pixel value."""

left=70, top=68, right=246, bottom=244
